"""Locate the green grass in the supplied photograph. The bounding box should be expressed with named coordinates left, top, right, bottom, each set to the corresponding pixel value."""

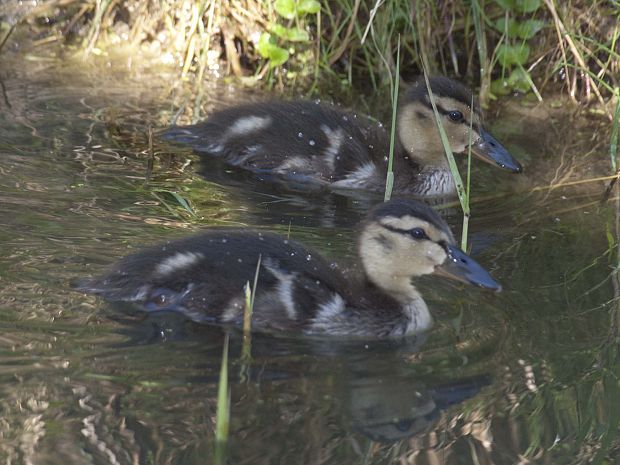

left=15, top=0, right=618, bottom=111
left=420, top=65, right=471, bottom=249
left=383, top=34, right=400, bottom=202
left=610, top=89, right=620, bottom=173
left=462, top=95, right=474, bottom=252
left=241, top=254, right=262, bottom=362
left=215, top=333, right=230, bottom=465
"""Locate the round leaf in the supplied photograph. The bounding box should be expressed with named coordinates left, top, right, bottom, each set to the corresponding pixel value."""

left=298, top=0, right=320, bottom=14
left=497, top=43, right=530, bottom=66
left=494, top=0, right=516, bottom=11
left=514, top=0, right=541, bottom=13
left=507, top=68, right=531, bottom=93
left=494, top=17, right=521, bottom=38
left=267, top=47, right=290, bottom=67
left=517, top=20, right=544, bottom=39
left=275, top=0, right=296, bottom=19
left=284, top=27, right=310, bottom=42
left=257, top=32, right=275, bottom=58
left=270, top=24, right=288, bottom=39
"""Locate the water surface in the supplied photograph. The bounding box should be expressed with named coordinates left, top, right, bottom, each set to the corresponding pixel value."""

left=0, top=40, right=618, bottom=465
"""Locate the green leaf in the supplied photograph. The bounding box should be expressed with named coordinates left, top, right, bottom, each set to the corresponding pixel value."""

left=284, top=27, right=309, bottom=42
left=493, top=68, right=532, bottom=95
left=269, top=24, right=288, bottom=39
left=494, top=17, right=521, bottom=37
left=267, top=46, right=290, bottom=67
left=491, top=77, right=512, bottom=96
left=507, top=67, right=531, bottom=93
left=298, top=0, right=320, bottom=14
left=514, top=0, right=541, bottom=13
left=257, top=32, right=275, bottom=58
left=517, top=19, right=544, bottom=39
left=275, top=0, right=296, bottom=19
left=269, top=24, right=309, bottom=42
left=497, top=43, right=530, bottom=66
left=257, top=32, right=290, bottom=66
left=495, top=18, right=544, bottom=39
left=494, top=0, right=516, bottom=10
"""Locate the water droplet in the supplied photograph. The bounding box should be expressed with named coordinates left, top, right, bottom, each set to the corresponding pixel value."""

left=306, top=254, right=312, bottom=261
left=368, top=144, right=374, bottom=149
left=309, top=140, right=316, bottom=146
left=221, top=238, right=227, bottom=243
left=298, top=132, right=303, bottom=138
left=342, top=115, right=349, bottom=121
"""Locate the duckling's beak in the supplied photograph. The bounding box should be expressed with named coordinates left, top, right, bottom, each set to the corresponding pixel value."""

left=471, top=129, right=522, bottom=173
left=434, top=244, right=502, bottom=292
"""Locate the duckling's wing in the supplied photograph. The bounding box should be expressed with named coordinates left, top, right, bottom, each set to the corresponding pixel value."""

left=76, top=230, right=349, bottom=331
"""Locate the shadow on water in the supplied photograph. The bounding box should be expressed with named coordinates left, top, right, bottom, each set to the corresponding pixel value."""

left=1, top=38, right=620, bottom=464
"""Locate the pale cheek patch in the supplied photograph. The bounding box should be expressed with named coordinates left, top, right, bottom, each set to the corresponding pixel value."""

left=156, top=252, right=204, bottom=276
left=425, top=244, right=447, bottom=266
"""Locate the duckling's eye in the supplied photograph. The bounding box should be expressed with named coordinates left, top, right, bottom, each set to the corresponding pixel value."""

left=448, top=111, right=463, bottom=122
left=409, top=228, right=429, bottom=240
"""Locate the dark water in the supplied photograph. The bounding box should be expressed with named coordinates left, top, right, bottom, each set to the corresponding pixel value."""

left=1, top=41, right=619, bottom=465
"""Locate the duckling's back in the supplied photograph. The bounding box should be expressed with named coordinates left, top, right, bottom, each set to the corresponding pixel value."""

left=76, top=230, right=350, bottom=331
left=164, top=101, right=391, bottom=188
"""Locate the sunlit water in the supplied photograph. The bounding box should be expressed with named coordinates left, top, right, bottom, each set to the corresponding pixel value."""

left=1, top=39, right=618, bottom=465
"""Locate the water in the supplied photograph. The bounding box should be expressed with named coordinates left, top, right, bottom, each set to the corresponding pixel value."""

left=1, top=42, right=619, bottom=465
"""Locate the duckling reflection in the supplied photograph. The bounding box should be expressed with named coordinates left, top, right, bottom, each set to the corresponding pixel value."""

left=77, top=199, right=500, bottom=337
left=164, top=76, right=522, bottom=196
left=345, top=367, right=490, bottom=443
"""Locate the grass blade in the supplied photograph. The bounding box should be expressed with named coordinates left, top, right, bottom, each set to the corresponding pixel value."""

left=420, top=65, right=468, bottom=212
left=461, top=95, right=475, bottom=251
left=611, top=89, right=620, bottom=173
left=241, top=254, right=261, bottom=363
left=384, top=34, right=400, bottom=202
left=215, top=334, right=230, bottom=465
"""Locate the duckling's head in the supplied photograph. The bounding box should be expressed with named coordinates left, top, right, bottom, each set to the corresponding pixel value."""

left=359, top=199, right=501, bottom=302
left=398, top=76, right=522, bottom=173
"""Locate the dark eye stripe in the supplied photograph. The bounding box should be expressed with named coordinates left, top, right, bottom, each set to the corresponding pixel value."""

left=382, top=224, right=430, bottom=240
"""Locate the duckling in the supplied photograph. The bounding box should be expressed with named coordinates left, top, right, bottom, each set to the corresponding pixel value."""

left=163, top=76, right=522, bottom=196
left=76, top=200, right=500, bottom=338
